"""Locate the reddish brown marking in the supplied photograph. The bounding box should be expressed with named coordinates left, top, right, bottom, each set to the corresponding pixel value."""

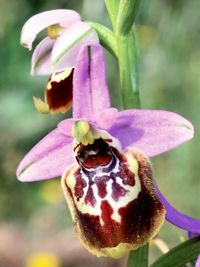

left=105, top=139, right=113, bottom=143
left=111, top=179, right=128, bottom=202
left=74, top=142, right=81, bottom=152
left=82, top=154, right=112, bottom=168
left=84, top=185, right=96, bottom=207
left=118, top=164, right=135, bottom=186
left=100, top=200, right=114, bottom=225
left=95, top=176, right=109, bottom=198
left=77, top=138, right=112, bottom=168
left=45, top=69, right=73, bottom=112
left=74, top=170, right=87, bottom=201
left=113, top=147, right=135, bottom=187
left=75, top=186, right=164, bottom=249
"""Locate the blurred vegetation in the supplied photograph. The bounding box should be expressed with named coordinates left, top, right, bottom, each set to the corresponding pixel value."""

left=0, top=0, right=200, bottom=266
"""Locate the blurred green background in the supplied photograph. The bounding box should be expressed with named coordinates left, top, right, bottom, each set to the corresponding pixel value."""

left=0, top=0, right=200, bottom=266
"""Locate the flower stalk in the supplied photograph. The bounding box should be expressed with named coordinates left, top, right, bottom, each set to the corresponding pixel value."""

left=116, top=24, right=141, bottom=109
left=104, top=0, right=141, bottom=109
left=104, top=0, right=118, bottom=32
left=116, top=0, right=141, bottom=36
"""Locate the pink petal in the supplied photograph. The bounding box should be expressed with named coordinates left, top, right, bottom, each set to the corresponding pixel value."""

left=17, top=128, right=75, bottom=182
left=73, top=42, right=110, bottom=120
left=92, top=108, right=118, bottom=130
left=21, top=9, right=81, bottom=50
left=58, top=119, right=78, bottom=135
left=188, top=232, right=200, bottom=239
left=196, top=255, right=200, bottom=267
left=108, top=109, right=194, bottom=157
left=31, top=37, right=55, bottom=76
left=51, top=21, right=99, bottom=72
left=156, top=185, right=200, bottom=234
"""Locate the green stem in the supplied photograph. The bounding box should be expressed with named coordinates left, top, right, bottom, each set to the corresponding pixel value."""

left=116, top=0, right=141, bottom=35
left=104, top=0, right=118, bottom=32
left=116, top=31, right=141, bottom=109
left=127, top=243, right=149, bottom=267
left=128, top=23, right=140, bottom=99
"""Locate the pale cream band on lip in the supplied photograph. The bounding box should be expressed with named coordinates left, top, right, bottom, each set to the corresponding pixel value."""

left=66, top=149, right=141, bottom=226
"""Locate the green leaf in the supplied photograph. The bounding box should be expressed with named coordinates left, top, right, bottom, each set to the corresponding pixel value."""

left=86, top=21, right=118, bottom=60
left=150, top=236, right=200, bottom=267
left=127, top=243, right=149, bottom=267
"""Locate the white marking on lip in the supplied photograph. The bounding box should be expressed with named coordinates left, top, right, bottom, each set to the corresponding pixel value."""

left=66, top=150, right=141, bottom=226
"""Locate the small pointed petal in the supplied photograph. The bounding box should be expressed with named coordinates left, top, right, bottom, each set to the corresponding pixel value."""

left=21, top=9, right=81, bottom=50
left=52, top=21, right=99, bottom=72
left=73, top=43, right=110, bottom=120
left=17, top=128, right=74, bottom=182
left=31, top=37, right=55, bottom=76
left=109, top=109, right=194, bottom=157
left=33, top=96, right=50, bottom=114
left=156, top=185, right=200, bottom=234
left=92, top=108, right=118, bottom=130
left=58, top=119, right=78, bottom=136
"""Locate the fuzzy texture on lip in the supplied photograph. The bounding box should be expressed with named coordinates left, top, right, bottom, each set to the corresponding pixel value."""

left=61, top=146, right=166, bottom=258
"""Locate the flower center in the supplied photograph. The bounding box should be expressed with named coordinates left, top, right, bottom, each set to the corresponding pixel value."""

left=77, top=138, right=112, bottom=168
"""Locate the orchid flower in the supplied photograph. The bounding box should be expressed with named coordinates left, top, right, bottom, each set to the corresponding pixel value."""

left=21, top=9, right=99, bottom=115
left=17, top=42, right=194, bottom=259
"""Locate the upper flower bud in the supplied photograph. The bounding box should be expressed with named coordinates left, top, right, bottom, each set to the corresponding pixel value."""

left=20, top=9, right=99, bottom=75
left=20, top=10, right=99, bottom=115
left=20, top=9, right=81, bottom=50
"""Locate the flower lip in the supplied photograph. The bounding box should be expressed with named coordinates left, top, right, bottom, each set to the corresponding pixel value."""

left=62, top=146, right=166, bottom=258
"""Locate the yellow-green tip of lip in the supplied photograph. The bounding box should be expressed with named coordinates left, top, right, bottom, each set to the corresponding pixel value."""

left=33, top=96, right=50, bottom=115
